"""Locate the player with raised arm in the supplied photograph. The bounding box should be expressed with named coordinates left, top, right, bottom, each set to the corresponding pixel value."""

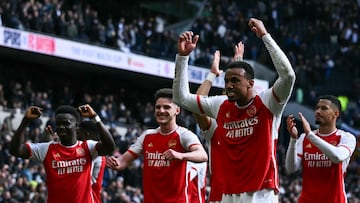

left=9, top=104, right=115, bottom=203
left=173, top=18, right=296, bottom=203
left=77, top=120, right=106, bottom=203
left=193, top=42, right=244, bottom=203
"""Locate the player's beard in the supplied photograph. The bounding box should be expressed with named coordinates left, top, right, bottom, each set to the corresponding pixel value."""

left=315, top=119, right=322, bottom=125
left=226, top=91, right=237, bottom=102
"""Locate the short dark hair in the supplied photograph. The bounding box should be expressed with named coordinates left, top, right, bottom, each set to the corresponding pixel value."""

left=154, top=88, right=173, bottom=102
left=225, top=61, right=255, bottom=79
left=317, top=95, right=342, bottom=112
left=55, top=105, right=81, bottom=122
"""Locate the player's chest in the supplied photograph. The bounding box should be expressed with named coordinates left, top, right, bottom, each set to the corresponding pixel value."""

left=143, top=134, right=183, bottom=152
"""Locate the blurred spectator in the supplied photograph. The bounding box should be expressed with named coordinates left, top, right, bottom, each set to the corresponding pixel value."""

left=2, top=111, right=15, bottom=135
left=0, top=84, right=7, bottom=110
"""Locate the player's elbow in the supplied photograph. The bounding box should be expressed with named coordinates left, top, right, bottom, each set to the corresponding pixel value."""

left=172, top=87, right=181, bottom=104
left=104, top=144, right=116, bottom=155
left=9, top=143, right=21, bottom=157
left=285, top=168, right=296, bottom=175
left=197, top=150, right=208, bottom=162
left=328, top=149, right=350, bottom=163
left=9, top=148, right=18, bottom=157
left=9, top=147, right=29, bottom=159
left=202, top=153, right=208, bottom=162
left=107, top=146, right=116, bottom=155
left=105, top=139, right=116, bottom=155
left=172, top=94, right=181, bottom=106
left=329, top=156, right=342, bottom=164
left=283, top=71, right=296, bottom=87
left=289, top=71, right=296, bottom=83
left=190, top=151, right=208, bottom=163
left=285, top=165, right=297, bottom=175
left=98, top=143, right=116, bottom=156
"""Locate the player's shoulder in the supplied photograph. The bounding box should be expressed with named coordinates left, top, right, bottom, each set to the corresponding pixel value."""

left=140, top=128, right=160, bottom=138
left=143, top=128, right=159, bottom=135
left=30, top=141, right=56, bottom=148
left=257, top=88, right=276, bottom=103
left=83, top=139, right=97, bottom=145
left=208, top=95, right=227, bottom=106
left=336, top=129, right=356, bottom=139
left=176, top=126, right=195, bottom=135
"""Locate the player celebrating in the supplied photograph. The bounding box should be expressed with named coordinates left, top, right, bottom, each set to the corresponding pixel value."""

left=285, top=95, right=356, bottom=203
left=106, top=88, right=208, bottom=203
left=77, top=120, right=106, bottom=203
left=173, top=18, right=296, bottom=202
left=9, top=104, right=115, bottom=203
left=193, top=42, right=244, bottom=202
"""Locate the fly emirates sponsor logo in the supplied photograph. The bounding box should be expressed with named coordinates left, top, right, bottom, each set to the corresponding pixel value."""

left=304, top=152, right=332, bottom=167
left=224, top=117, right=258, bottom=138
left=52, top=158, right=87, bottom=175
left=146, top=151, right=170, bottom=167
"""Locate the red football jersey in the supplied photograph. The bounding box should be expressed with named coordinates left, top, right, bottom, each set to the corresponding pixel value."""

left=128, top=126, right=202, bottom=203
left=27, top=140, right=98, bottom=203
left=298, top=130, right=352, bottom=203
left=215, top=95, right=279, bottom=194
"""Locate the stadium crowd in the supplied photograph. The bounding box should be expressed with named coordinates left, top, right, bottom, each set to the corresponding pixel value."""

left=0, top=0, right=360, bottom=202
left=1, top=0, right=359, bottom=127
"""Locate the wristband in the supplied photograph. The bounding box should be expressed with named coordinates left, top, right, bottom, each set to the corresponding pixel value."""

left=235, top=56, right=243, bottom=61
left=205, top=72, right=217, bottom=82
left=94, top=115, right=101, bottom=123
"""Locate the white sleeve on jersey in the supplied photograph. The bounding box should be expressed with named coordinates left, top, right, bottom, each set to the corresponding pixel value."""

left=201, top=118, right=217, bottom=143
left=172, top=55, right=198, bottom=113
left=28, top=142, right=52, bottom=161
left=91, top=156, right=104, bottom=183
left=178, top=127, right=202, bottom=151
left=307, top=130, right=356, bottom=163
left=86, top=140, right=99, bottom=160
left=285, top=136, right=303, bottom=174
left=173, top=54, right=227, bottom=118
left=128, top=129, right=154, bottom=155
left=258, top=88, right=284, bottom=117
left=262, top=34, right=295, bottom=105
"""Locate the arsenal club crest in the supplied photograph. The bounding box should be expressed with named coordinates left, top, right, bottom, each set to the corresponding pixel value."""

left=247, top=105, right=257, bottom=117
left=168, top=139, right=177, bottom=149
left=76, top=148, right=85, bottom=156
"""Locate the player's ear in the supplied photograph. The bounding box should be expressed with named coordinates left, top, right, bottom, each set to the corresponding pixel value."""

left=175, top=104, right=181, bottom=116
left=248, top=79, right=254, bottom=88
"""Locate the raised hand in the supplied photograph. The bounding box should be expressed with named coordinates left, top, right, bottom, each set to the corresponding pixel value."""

left=233, top=41, right=244, bottom=61
left=286, top=114, right=298, bottom=139
left=248, top=18, right=268, bottom=38
left=44, top=125, right=59, bottom=141
left=178, top=31, right=199, bottom=56
left=210, top=50, right=222, bottom=76
left=25, top=106, right=42, bottom=119
left=298, top=112, right=312, bottom=135
left=78, top=104, right=97, bottom=118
